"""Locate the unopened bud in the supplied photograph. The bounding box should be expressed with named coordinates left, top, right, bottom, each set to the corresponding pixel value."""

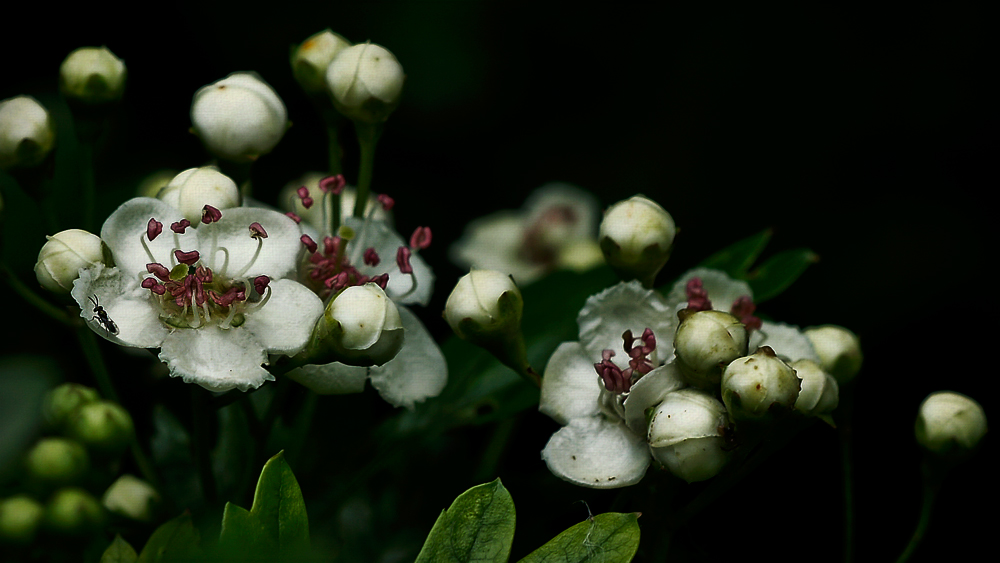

left=321, top=283, right=404, bottom=366
left=157, top=166, right=240, bottom=223
left=674, top=309, right=748, bottom=389
left=292, top=29, right=352, bottom=96
left=42, top=383, right=100, bottom=432
left=721, top=347, right=801, bottom=421
left=326, top=42, right=404, bottom=123
left=790, top=359, right=839, bottom=417
left=915, top=391, right=987, bottom=458
left=599, top=195, right=676, bottom=287
left=648, top=389, right=730, bottom=482
left=102, top=475, right=160, bottom=522
left=0, top=495, right=45, bottom=545
left=0, top=95, right=56, bottom=170
left=65, top=400, right=134, bottom=457
left=34, top=229, right=104, bottom=294
left=191, top=72, right=288, bottom=162
left=803, top=325, right=862, bottom=384
left=23, top=438, right=89, bottom=488
left=44, top=488, right=106, bottom=536
left=59, top=46, right=126, bottom=105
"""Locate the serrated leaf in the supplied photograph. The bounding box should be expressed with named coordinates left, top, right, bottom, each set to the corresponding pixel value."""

left=414, top=479, right=516, bottom=563
left=746, top=247, right=818, bottom=303
left=100, top=534, right=138, bottom=563
left=518, top=513, right=641, bottom=563
left=698, top=229, right=773, bottom=278
left=218, top=451, right=309, bottom=560
left=136, top=512, right=200, bottom=562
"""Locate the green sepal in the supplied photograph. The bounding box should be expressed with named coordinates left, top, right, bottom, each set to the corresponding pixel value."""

left=414, top=479, right=516, bottom=563
left=746, top=247, right=819, bottom=303
left=100, top=534, right=138, bottom=563
left=136, top=512, right=201, bottom=562
left=517, top=512, right=641, bottom=563
left=218, top=451, right=310, bottom=560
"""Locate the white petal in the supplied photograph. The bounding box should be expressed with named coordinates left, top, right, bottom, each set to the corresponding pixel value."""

left=242, top=279, right=324, bottom=355
left=197, top=207, right=302, bottom=280
left=539, top=342, right=602, bottom=425
left=448, top=213, right=545, bottom=284
left=665, top=267, right=753, bottom=314
left=541, top=417, right=650, bottom=489
left=101, top=197, right=188, bottom=276
left=158, top=326, right=273, bottom=392
left=71, top=264, right=169, bottom=348
left=752, top=321, right=821, bottom=363
left=577, top=281, right=675, bottom=367
left=343, top=217, right=434, bottom=306
left=285, top=362, right=369, bottom=395
left=522, top=182, right=600, bottom=243
left=368, top=307, right=447, bottom=409
left=622, top=362, right=686, bottom=434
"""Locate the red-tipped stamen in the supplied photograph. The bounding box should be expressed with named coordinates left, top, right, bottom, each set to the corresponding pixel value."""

left=171, top=219, right=192, bottom=234
left=249, top=222, right=268, bottom=239
left=685, top=277, right=713, bottom=311
left=147, top=218, right=163, bottom=241
left=319, top=174, right=346, bottom=194
left=363, top=247, right=381, bottom=266
left=377, top=194, right=394, bottom=211
left=409, top=226, right=432, bottom=250
left=201, top=205, right=222, bottom=224
left=396, top=246, right=413, bottom=274
left=300, top=235, right=318, bottom=254
left=285, top=212, right=302, bottom=224
left=175, top=250, right=200, bottom=265
left=297, top=186, right=313, bottom=209
left=730, top=296, right=763, bottom=331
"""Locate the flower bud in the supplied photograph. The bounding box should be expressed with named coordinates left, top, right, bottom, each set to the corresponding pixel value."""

left=322, top=283, right=404, bottom=366
left=648, top=389, right=730, bottom=482
left=157, top=166, right=241, bottom=223
left=721, top=347, right=801, bottom=421
left=44, top=488, right=106, bottom=536
left=292, top=29, right=352, bottom=96
left=42, top=383, right=101, bottom=432
left=136, top=168, right=178, bottom=198
left=599, top=195, right=676, bottom=287
left=790, top=359, right=839, bottom=417
left=445, top=270, right=524, bottom=341
left=23, top=438, right=89, bottom=488
left=803, top=325, right=862, bottom=384
left=0, top=95, right=56, bottom=170
left=915, top=391, right=987, bottom=458
left=0, top=495, right=45, bottom=545
left=34, top=229, right=104, bottom=294
left=190, top=72, right=288, bottom=162
left=326, top=42, right=404, bottom=123
left=673, top=310, right=748, bottom=389
left=102, top=475, right=160, bottom=522
left=59, top=46, right=126, bottom=105
left=65, top=400, right=134, bottom=457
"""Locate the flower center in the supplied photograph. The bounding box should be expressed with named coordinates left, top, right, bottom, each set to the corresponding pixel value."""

left=519, top=205, right=577, bottom=265
left=594, top=328, right=657, bottom=394
left=686, top=276, right=762, bottom=331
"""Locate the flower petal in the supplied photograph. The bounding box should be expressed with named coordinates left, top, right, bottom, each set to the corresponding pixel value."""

left=344, top=217, right=434, bottom=306
left=368, top=307, right=447, bottom=409
left=622, top=362, right=686, bottom=434
left=241, top=279, right=323, bottom=355
left=665, top=267, right=753, bottom=314
left=541, top=416, right=650, bottom=489
left=71, top=264, right=169, bottom=348
left=449, top=212, right=546, bottom=284
left=196, top=207, right=302, bottom=279
left=539, top=342, right=603, bottom=425
left=284, top=362, right=369, bottom=395
left=101, top=197, right=188, bottom=276
left=158, top=326, right=273, bottom=392
left=751, top=320, right=821, bottom=363
left=577, top=281, right=675, bottom=367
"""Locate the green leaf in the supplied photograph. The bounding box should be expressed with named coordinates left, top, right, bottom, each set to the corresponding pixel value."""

left=414, top=479, right=516, bottom=563
left=698, top=228, right=772, bottom=278
left=136, top=512, right=201, bottom=562
left=746, top=247, right=819, bottom=303
left=518, top=513, right=641, bottom=563
left=218, top=450, right=310, bottom=560
left=100, top=534, right=138, bottom=563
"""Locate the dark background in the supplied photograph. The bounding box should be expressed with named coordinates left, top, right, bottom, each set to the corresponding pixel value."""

left=2, top=2, right=994, bottom=561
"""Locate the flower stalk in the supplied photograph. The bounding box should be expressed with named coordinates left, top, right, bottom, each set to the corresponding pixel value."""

left=353, top=122, right=382, bottom=219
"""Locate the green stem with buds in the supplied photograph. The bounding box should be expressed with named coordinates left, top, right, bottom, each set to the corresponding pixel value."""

left=352, top=122, right=382, bottom=219
left=894, top=459, right=943, bottom=563
left=1, top=263, right=76, bottom=327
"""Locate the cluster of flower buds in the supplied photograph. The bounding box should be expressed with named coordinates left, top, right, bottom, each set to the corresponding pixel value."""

left=0, top=383, right=156, bottom=545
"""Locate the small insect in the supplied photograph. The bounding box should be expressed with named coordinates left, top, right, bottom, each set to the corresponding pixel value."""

left=89, top=295, right=119, bottom=335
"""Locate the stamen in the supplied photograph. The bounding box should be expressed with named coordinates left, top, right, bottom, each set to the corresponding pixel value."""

left=253, top=275, right=270, bottom=296
left=685, top=277, right=713, bottom=311
left=377, top=194, right=394, bottom=211
left=396, top=246, right=413, bottom=274
left=319, top=174, right=346, bottom=194
left=301, top=235, right=318, bottom=254
left=286, top=212, right=302, bottom=224
left=201, top=205, right=222, bottom=224
left=248, top=222, right=268, bottom=239
left=174, top=250, right=200, bottom=266
left=409, top=226, right=432, bottom=250
left=141, top=277, right=166, bottom=295
left=233, top=229, right=264, bottom=279
left=297, top=186, right=313, bottom=209
left=730, top=296, right=763, bottom=331
left=146, top=263, right=171, bottom=280
left=171, top=219, right=191, bottom=234
left=594, top=349, right=632, bottom=394
left=363, top=247, right=380, bottom=266
left=147, top=218, right=163, bottom=241
left=622, top=328, right=656, bottom=376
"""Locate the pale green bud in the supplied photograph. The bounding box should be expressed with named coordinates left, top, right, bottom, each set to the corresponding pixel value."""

left=136, top=168, right=179, bottom=198
left=292, top=29, right=352, bottom=96
left=66, top=400, right=134, bottom=457
left=674, top=309, right=748, bottom=389
left=0, top=95, right=55, bottom=170
left=323, top=283, right=404, bottom=366
left=803, top=325, right=862, bottom=383
left=0, top=495, right=45, bottom=545
left=599, top=195, right=676, bottom=287
left=157, top=166, right=240, bottom=223
left=790, top=359, right=839, bottom=417
left=721, top=347, right=801, bottom=421
left=648, top=389, right=730, bottom=482
left=34, top=229, right=104, bottom=294
left=44, top=488, right=106, bottom=536
left=915, top=391, right=987, bottom=458
left=59, top=46, right=126, bottom=104
left=42, top=383, right=101, bottom=432
left=23, top=438, right=89, bottom=487
left=102, top=475, right=159, bottom=522
left=191, top=72, right=288, bottom=162
left=326, top=42, right=404, bottom=123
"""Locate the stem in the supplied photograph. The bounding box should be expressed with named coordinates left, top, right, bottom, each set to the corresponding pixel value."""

left=894, top=460, right=941, bottom=563
left=1, top=263, right=76, bottom=327
left=352, top=122, right=382, bottom=218
left=838, top=389, right=856, bottom=563
left=326, top=122, right=344, bottom=177
left=191, top=388, right=218, bottom=505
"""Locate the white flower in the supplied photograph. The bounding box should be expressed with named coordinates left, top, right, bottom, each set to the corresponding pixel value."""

left=190, top=72, right=287, bottom=162
left=326, top=42, right=404, bottom=123
left=450, top=183, right=601, bottom=285
left=0, top=95, right=55, bottom=170
left=539, top=281, right=688, bottom=488
left=71, top=197, right=323, bottom=392
left=286, top=215, right=446, bottom=409
left=157, top=166, right=241, bottom=223
left=35, top=229, right=104, bottom=294
left=59, top=46, right=126, bottom=104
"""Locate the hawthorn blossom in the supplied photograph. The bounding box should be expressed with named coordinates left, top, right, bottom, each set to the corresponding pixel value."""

left=71, top=197, right=323, bottom=392
left=450, top=183, right=603, bottom=285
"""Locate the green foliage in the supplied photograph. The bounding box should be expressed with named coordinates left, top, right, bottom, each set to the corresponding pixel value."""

left=696, top=228, right=817, bottom=304
left=518, top=513, right=641, bottom=563
left=99, top=534, right=138, bottom=563
left=218, top=451, right=310, bottom=561
left=135, top=512, right=200, bottom=562
left=415, top=479, right=516, bottom=563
